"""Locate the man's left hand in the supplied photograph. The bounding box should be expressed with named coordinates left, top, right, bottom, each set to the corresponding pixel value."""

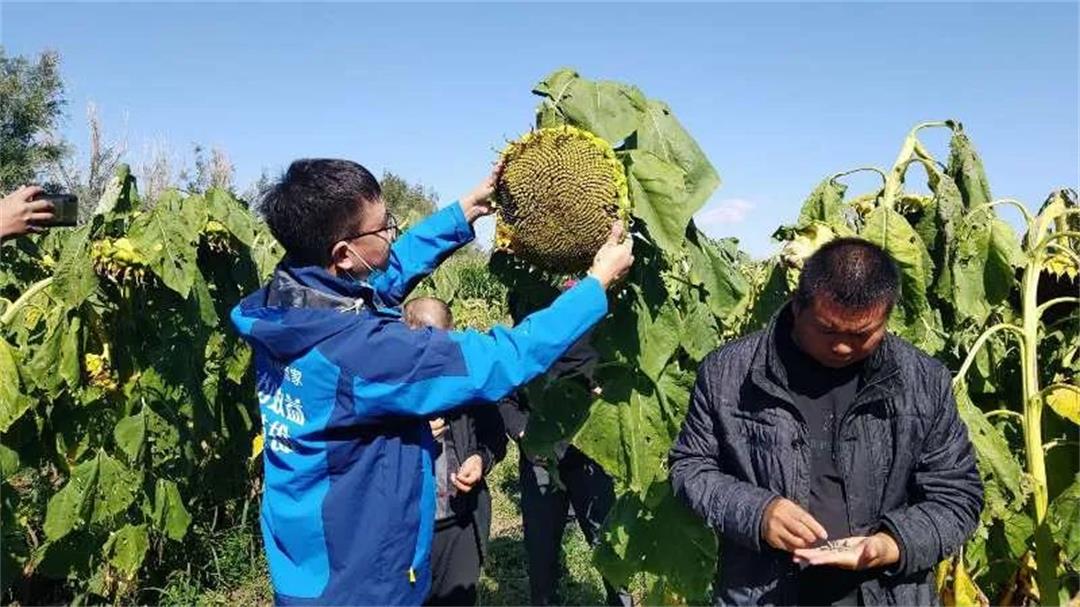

left=792, top=533, right=900, bottom=570
left=459, top=161, right=503, bottom=223
left=450, top=454, right=484, bottom=493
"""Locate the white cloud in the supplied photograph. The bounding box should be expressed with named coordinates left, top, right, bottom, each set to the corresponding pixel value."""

left=695, top=198, right=755, bottom=226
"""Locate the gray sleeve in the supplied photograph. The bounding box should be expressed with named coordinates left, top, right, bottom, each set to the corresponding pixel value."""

left=880, top=368, right=984, bottom=576
left=668, top=361, right=779, bottom=553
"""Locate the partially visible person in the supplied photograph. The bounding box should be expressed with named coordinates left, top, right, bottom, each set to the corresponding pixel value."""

left=404, top=297, right=508, bottom=607
left=0, top=185, right=55, bottom=240
left=669, top=238, right=982, bottom=606
left=499, top=280, right=632, bottom=607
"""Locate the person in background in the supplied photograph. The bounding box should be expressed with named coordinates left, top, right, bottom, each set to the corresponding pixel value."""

left=500, top=279, right=633, bottom=607
left=0, top=185, right=55, bottom=240
left=669, top=238, right=982, bottom=606
left=404, top=297, right=508, bottom=607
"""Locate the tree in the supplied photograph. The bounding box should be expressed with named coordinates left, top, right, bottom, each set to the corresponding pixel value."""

left=0, top=48, right=67, bottom=192
left=181, top=144, right=234, bottom=194
left=49, top=102, right=127, bottom=221
left=242, top=167, right=276, bottom=211
left=380, top=171, right=438, bottom=226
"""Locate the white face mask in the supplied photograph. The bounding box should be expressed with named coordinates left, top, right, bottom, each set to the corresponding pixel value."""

left=342, top=243, right=379, bottom=283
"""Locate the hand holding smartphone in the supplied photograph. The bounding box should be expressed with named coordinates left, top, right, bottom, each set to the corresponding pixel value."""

left=1, top=186, right=78, bottom=239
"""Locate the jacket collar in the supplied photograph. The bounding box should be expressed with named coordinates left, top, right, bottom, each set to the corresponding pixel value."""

left=265, top=259, right=397, bottom=316
left=750, top=301, right=901, bottom=404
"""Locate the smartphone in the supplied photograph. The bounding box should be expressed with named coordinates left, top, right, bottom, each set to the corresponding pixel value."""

left=36, top=193, right=79, bottom=227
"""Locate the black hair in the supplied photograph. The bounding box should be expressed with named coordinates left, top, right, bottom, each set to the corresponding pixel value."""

left=795, top=238, right=900, bottom=311
left=261, top=159, right=381, bottom=267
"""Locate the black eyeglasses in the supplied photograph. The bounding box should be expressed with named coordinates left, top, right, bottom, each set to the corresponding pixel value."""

left=342, top=212, right=399, bottom=244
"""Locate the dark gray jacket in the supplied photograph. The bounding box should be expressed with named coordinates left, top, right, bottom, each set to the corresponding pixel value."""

left=668, top=306, right=983, bottom=606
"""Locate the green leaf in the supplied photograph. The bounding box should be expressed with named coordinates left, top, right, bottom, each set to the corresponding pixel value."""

left=0, top=337, right=31, bottom=433
left=954, top=383, right=1025, bottom=512
left=797, top=178, right=848, bottom=226
left=745, top=259, right=791, bottom=332
left=638, top=298, right=682, bottom=384
left=60, top=314, right=82, bottom=389
left=573, top=368, right=669, bottom=494
left=179, top=192, right=209, bottom=231
left=93, top=164, right=137, bottom=216
left=532, top=68, right=648, bottom=144
left=519, top=376, right=596, bottom=463
left=685, top=226, right=750, bottom=320
left=113, top=410, right=147, bottom=463
left=860, top=206, right=943, bottom=353
left=250, top=227, right=284, bottom=282
left=50, top=221, right=99, bottom=308
left=622, top=150, right=692, bottom=255
left=43, top=451, right=139, bottom=542
left=189, top=268, right=220, bottom=327
left=1048, top=477, right=1080, bottom=568
left=152, top=479, right=191, bottom=541
left=0, top=443, right=20, bottom=480
left=224, top=340, right=252, bottom=385
left=632, top=100, right=721, bottom=220
left=26, top=308, right=81, bottom=395
left=1045, top=384, right=1080, bottom=425
left=999, top=507, right=1035, bottom=559
left=205, top=188, right=255, bottom=247
left=32, top=530, right=100, bottom=580
left=593, top=481, right=717, bottom=601
left=678, top=296, right=721, bottom=363
left=861, top=206, right=932, bottom=313
left=778, top=221, right=843, bottom=287
left=106, top=523, right=149, bottom=576
left=950, top=213, right=1023, bottom=325
left=127, top=190, right=200, bottom=297
left=656, top=363, right=695, bottom=434
left=946, top=122, right=993, bottom=209
left=924, top=175, right=965, bottom=301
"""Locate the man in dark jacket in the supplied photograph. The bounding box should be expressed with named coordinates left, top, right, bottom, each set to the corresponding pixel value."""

left=405, top=297, right=509, bottom=606
left=669, top=238, right=983, bottom=606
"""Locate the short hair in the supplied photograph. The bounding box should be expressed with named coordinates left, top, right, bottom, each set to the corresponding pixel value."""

left=261, top=159, right=381, bottom=267
left=404, top=297, right=454, bottom=330
left=795, top=238, right=900, bottom=311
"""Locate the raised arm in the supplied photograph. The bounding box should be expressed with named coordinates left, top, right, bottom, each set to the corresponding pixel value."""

left=370, top=166, right=499, bottom=306
left=368, top=201, right=475, bottom=306
left=347, top=276, right=608, bottom=419
left=344, top=220, right=633, bottom=420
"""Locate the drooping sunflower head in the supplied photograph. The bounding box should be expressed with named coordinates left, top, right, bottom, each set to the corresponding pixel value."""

left=494, top=125, right=630, bottom=273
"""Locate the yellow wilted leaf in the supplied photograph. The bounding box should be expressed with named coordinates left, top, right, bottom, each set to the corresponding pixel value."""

left=936, top=559, right=952, bottom=596
left=940, top=555, right=989, bottom=607
left=1044, top=252, right=1079, bottom=280
left=250, top=433, right=264, bottom=461
left=1047, top=384, right=1080, bottom=425
left=952, top=557, right=989, bottom=607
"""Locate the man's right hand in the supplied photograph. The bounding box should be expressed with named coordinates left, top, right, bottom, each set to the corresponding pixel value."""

left=588, top=220, right=633, bottom=289
left=762, top=497, right=828, bottom=552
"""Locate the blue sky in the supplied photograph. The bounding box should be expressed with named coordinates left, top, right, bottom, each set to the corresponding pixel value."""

left=3, top=2, right=1078, bottom=257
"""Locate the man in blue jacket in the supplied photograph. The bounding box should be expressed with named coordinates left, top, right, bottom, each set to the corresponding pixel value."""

left=231, top=158, right=633, bottom=606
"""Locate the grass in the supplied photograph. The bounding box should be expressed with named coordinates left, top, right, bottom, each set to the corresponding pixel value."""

left=179, top=442, right=610, bottom=606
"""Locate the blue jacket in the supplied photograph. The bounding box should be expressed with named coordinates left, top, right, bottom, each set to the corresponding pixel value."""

left=230, top=202, right=608, bottom=605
